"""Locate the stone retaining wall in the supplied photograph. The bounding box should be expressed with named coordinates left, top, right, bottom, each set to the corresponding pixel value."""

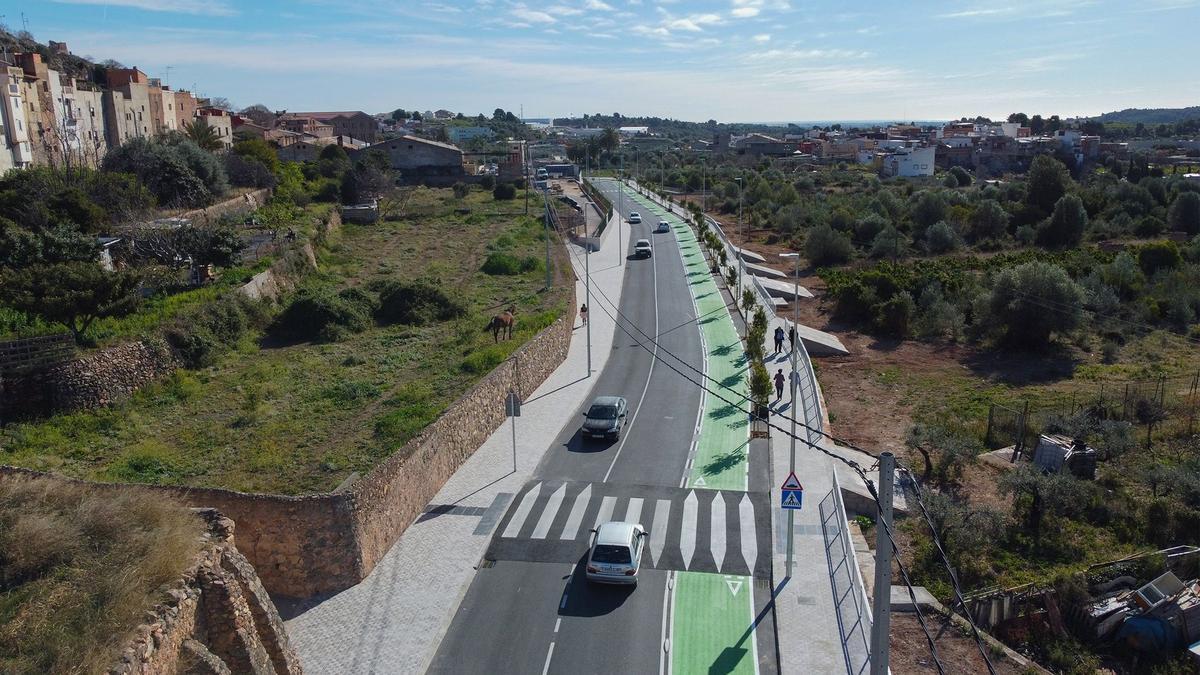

left=107, top=507, right=302, bottom=675
left=178, top=188, right=273, bottom=226
left=1, top=338, right=180, bottom=420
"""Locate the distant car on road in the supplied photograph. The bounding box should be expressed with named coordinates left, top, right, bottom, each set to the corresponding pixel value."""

left=656, top=220, right=670, bottom=233
left=582, top=395, right=628, bottom=440
left=627, top=211, right=642, bottom=224
left=586, top=521, right=647, bottom=585
left=633, top=239, right=652, bottom=258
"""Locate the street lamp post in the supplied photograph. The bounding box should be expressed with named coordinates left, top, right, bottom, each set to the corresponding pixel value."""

left=735, top=176, right=744, bottom=292
left=779, top=252, right=801, bottom=577
left=585, top=236, right=592, bottom=376
left=618, top=154, right=624, bottom=264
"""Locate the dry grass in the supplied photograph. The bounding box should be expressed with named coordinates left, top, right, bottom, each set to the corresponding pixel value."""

left=0, top=476, right=203, bottom=674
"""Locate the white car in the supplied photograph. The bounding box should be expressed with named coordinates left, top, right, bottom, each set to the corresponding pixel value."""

left=656, top=220, right=670, bottom=233
left=633, top=239, right=652, bottom=258
left=627, top=212, right=642, bottom=224
left=586, top=521, right=647, bottom=585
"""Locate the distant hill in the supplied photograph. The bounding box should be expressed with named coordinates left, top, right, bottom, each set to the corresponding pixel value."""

left=1092, top=107, right=1200, bottom=124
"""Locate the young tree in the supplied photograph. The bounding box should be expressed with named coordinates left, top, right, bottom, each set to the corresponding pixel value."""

left=0, top=262, right=142, bottom=344
left=1025, top=154, right=1071, bottom=214
left=986, top=261, right=1084, bottom=349
left=1168, top=191, right=1200, bottom=234
left=804, top=223, right=853, bottom=266
left=1037, top=193, right=1088, bottom=247
left=969, top=199, right=1010, bottom=242
left=999, top=464, right=1092, bottom=550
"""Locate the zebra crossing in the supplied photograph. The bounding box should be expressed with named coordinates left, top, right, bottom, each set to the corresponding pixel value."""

left=485, top=480, right=771, bottom=577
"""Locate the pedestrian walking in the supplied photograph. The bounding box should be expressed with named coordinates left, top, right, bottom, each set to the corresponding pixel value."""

left=788, top=326, right=796, bottom=352
left=774, top=369, right=785, bottom=400
left=773, top=326, right=785, bottom=355
left=579, top=303, right=589, bottom=326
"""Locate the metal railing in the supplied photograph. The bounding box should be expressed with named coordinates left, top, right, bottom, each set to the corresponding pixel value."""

left=820, top=469, right=873, bottom=674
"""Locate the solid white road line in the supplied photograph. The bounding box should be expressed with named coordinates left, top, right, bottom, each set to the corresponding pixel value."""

left=501, top=482, right=542, bottom=538
left=625, top=497, right=644, bottom=525
left=680, top=490, right=698, bottom=569
left=531, top=483, right=567, bottom=539
left=559, top=484, right=592, bottom=540
left=740, top=493, right=758, bottom=574
left=711, top=491, right=727, bottom=572
left=649, top=499, right=671, bottom=566
left=593, top=495, right=617, bottom=529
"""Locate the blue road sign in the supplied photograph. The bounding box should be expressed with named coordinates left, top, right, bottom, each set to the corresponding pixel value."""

left=781, top=489, right=803, bottom=510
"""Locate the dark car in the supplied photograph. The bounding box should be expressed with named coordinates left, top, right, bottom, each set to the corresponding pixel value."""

left=582, top=395, right=628, bottom=440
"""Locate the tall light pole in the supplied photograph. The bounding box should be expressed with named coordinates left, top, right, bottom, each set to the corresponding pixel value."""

left=585, top=237, right=592, bottom=376
left=618, top=153, right=624, bottom=264
left=734, top=176, right=744, bottom=292
left=779, top=252, right=801, bottom=577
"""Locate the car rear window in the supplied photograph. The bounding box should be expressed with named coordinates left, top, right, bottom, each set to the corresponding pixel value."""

left=588, top=405, right=619, bottom=419
left=592, top=544, right=632, bottom=564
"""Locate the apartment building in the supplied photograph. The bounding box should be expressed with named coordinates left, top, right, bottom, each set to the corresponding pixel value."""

left=0, top=65, right=34, bottom=171
left=102, top=67, right=153, bottom=147
left=278, top=111, right=376, bottom=143
left=196, top=107, right=234, bottom=148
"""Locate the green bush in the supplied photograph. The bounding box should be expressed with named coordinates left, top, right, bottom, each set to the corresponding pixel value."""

left=163, top=293, right=265, bottom=368
left=804, top=223, right=853, bottom=266
left=924, top=221, right=960, bottom=254
left=481, top=252, right=542, bottom=275
left=493, top=182, right=517, bottom=200
left=479, top=175, right=496, bottom=190
left=374, top=279, right=465, bottom=326
left=461, top=344, right=511, bottom=374
left=1136, top=241, right=1182, bottom=277
left=272, top=287, right=373, bottom=342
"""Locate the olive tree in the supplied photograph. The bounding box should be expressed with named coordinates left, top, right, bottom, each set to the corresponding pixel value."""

left=985, top=261, right=1083, bottom=349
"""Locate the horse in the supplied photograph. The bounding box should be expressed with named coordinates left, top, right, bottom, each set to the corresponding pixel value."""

left=488, top=306, right=516, bottom=343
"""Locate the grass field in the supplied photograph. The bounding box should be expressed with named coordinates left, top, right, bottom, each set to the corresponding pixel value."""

left=0, top=476, right=202, bottom=674
left=0, top=187, right=569, bottom=495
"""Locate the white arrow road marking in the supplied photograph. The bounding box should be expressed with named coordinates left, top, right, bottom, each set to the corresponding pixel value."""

left=711, top=491, right=727, bottom=572
left=680, top=491, right=698, bottom=569
left=593, top=495, right=617, bottom=529
left=559, top=484, right=591, bottom=540
left=501, top=482, right=542, bottom=538
left=625, top=497, right=644, bottom=525
left=531, top=483, right=566, bottom=539
left=739, top=493, right=757, bottom=573
left=649, top=499, right=671, bottom=566
left=724, top=576, right=743, bottom=596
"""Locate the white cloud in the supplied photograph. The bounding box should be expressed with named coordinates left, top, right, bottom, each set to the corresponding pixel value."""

left=547, top=4, right=584, bottom=16
left=753, top=33, right=771, bottom=42
left=748, top=48, right=872, bottom=60
left=512, top=5, right=557, bottom=23
left=49, top=0, right=235, bottom=16
left=732, top=7, right=759, bottom=17
left=585, top=0, right=615, bottom=9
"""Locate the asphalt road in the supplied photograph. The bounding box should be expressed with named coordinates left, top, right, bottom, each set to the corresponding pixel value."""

left=429, top=181, right=774, bottom=674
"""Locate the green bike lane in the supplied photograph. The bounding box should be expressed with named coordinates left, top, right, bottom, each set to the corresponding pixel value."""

left=616, top=184, right=762, bottom=675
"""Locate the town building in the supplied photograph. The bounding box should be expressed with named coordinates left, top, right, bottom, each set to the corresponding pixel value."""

left=446, top=126, right=496, bottom=144
left=277, top=111, right=376, bottom=143
left=0, top=65, right=35, bottom=171
left=196, top=107, right=234, bottom=148
left=880, top=146, right=935, bottom=177
left=360, top=134, right=464, bottom=184
left=102, top=67, right=153, bottom=148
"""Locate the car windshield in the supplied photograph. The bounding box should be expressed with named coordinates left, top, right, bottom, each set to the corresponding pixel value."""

left=591, top=544, right=632, bottom=564
left=587, top=404, right=619, bottom=419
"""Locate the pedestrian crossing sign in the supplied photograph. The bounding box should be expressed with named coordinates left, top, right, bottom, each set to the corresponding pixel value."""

left=781, top=489, right=803, bottom=510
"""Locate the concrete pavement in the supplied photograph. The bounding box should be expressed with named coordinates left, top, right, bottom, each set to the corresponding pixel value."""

left=283, top=200, right=629, bottom=674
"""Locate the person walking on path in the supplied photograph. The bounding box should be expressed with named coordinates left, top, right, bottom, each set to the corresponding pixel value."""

left=773, top=326, right=785, bottom=355
left=774, top=369, right=785, bottom=400
left=579, top=303, right=589, bottom=326
left=788, top=325, right=796, bottom=353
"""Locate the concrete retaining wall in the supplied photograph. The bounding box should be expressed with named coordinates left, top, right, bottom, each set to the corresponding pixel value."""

left=178, top=188, right=273, bottom=226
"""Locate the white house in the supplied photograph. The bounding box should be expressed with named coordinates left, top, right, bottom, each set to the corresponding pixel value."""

left=880, top=146, right=935, bottom=178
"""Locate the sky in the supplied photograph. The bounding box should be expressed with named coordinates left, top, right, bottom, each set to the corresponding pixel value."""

left=9, top=0, right=1200, bottom=123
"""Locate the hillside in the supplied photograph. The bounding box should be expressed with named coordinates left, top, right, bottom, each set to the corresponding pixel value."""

left=1092, top=106, right=1200, bottom=124
left=0, top=27, right=106, bottom=84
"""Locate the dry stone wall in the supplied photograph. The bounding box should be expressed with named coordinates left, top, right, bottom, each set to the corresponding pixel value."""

left=107, top=508, right=302, bottom=675
left=178, top=188, right=273, bottom=226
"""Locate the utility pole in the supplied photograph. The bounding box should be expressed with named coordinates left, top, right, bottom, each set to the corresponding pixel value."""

left=869, top=452, right=896, bottom=675
left=735, top=176, right=744, bottom=291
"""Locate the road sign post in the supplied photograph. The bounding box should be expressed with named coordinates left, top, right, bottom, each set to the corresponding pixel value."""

left=506, top=391, right=521, bottom=472
left=869, top=452, right=895, bottom=675
left=781, top=472, right=803, bottom=578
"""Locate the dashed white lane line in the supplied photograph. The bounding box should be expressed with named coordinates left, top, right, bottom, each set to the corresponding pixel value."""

left=542, top=642, right=555, bottom=675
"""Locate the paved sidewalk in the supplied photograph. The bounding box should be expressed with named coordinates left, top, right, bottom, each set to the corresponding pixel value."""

left=283, top=210, right=628, bottom=674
